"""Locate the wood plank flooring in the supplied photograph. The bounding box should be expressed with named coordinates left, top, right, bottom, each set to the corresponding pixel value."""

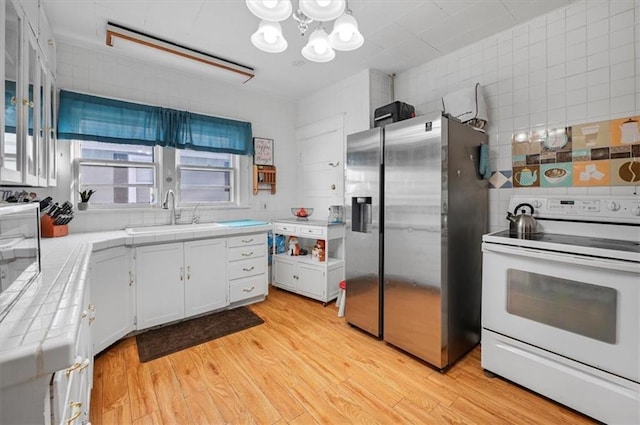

left=90, top=287, right=597, bottom=424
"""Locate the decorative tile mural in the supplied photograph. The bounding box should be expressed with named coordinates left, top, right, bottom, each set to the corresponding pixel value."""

left=510, top=116, right=640, bottom=188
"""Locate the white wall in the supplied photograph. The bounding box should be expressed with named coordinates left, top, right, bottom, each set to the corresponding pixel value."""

left=393, top=0, right=639, bottom=232
left=47, top=42, right=299, bottom=232
left=295, top=68, right=372, bottom=134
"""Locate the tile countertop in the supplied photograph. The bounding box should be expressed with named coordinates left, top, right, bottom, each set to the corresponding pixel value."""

left=0, top=222, right=271, bottom=390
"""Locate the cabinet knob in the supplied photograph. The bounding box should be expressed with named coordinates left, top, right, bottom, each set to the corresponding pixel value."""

left=241, top=251, right=254, bottom=257
left=241, top=238, right=254, bottom=243
left=242, top=286, right=255, bottom=292
left=187, top=266, right=191, bottom=280
left=242, top=266, right=255, bottom=272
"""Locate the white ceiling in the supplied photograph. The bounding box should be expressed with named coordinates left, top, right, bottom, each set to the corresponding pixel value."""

left=42, top=0, right=573, bottom=101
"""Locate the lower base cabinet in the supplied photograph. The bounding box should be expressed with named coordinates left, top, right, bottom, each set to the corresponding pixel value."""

left=135, top=239, right=228, bottom=330
left=49, top=287, right=93, bottom=425
left=271, top=220, right=345, bottom=303
left=90, top=246, right=134, bottom=354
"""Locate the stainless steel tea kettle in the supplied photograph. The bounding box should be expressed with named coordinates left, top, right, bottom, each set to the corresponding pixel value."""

left=506, top=203, right=538, bottom=235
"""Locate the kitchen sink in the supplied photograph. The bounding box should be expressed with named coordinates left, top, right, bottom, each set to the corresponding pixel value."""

left=125, top=222, right=227, bottom=235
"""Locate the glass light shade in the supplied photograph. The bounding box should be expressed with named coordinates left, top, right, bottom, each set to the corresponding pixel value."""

left=301, top=27, right=335, bottom=62
left=328, top=13, right=363, bottom=51
left=251, top=21, right=288, bottom=53
left=246, top=0, right=292, bottom=21
left=299, top=0, right=345, bottom=21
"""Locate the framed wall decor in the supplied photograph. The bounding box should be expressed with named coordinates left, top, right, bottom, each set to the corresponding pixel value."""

left=253, top=137, right=274, bottom=166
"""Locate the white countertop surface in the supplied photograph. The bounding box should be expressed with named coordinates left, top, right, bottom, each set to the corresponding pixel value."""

left=0, top=222, right=271, bottom=389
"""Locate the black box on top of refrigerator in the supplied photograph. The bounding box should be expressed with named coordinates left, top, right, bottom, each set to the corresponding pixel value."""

left=373, top=101, right=415, bottom=128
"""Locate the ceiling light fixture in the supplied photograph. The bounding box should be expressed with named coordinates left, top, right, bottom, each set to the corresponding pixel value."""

left=246, top=0, right=363, bottom=63
left=105, top=22, right=255, bottom=83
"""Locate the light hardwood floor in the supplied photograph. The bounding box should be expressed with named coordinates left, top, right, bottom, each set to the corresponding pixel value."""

left=90, top=287, right=596, bottom=425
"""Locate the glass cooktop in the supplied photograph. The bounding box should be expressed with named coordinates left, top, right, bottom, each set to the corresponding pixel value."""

left=490, top=230, right=640, bottom=254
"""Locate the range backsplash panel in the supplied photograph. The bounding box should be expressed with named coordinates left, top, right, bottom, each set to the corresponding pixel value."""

left=511, top=116, right=640, bottom=188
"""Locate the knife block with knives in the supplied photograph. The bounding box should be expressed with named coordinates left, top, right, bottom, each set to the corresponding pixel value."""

left=41, top=214, right=69, bottom=238
left=39, top=198, right=73, bottom=238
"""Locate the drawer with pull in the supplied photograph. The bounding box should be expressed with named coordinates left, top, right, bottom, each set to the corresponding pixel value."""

left=297, top=225, right=325, bottom=238
left=228, top=233, right=265, bottom=248
left=229, top=275, right=266, bottom=303
left=228, top=257, right=266, bottom=280
left=273, top=223, right=297, bottom=234
left=228, top=243, right=267, bottom=262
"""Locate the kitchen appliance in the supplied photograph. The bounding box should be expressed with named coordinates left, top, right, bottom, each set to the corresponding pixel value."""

left=506, top=203, right=537, bottom=235
left=345, top=115, right=488, bottom=370
left=373, top=101, right=415, bottom=128
left=328, top=205, right=344, bottom=224
left=482, top=195, right=640, bottom=425
left=0, top=203, right=41, bottom=310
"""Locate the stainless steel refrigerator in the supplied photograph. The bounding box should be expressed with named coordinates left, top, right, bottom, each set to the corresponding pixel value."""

left=345, top=115, right=488, bottom=369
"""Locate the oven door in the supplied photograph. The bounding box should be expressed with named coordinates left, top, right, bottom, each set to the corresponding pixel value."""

left=482, top=242, right=640, bottom=382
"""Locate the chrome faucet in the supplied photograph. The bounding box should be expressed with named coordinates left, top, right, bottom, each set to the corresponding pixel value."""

left=192, top=203, right=201, bottom=224
left=162, top=190, right=180, bottom=225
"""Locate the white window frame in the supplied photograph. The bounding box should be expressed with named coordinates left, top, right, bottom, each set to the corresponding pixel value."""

left=72, top=141, right=161, bottom=209
left=175, top=150, right=238, bottom=207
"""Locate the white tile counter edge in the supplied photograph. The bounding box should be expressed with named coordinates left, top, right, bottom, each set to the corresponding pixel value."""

left=0, top=223, right=271, bottom=389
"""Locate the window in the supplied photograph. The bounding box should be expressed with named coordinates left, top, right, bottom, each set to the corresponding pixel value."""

left=75, top=141, right=157, bottom=206
left=72, top=141, right=242, bottom=208
left=177, top=150, right=235, bottom=204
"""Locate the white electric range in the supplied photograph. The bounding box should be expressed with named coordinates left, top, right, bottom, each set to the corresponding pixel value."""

left=481, top=195, right=640, bottom=425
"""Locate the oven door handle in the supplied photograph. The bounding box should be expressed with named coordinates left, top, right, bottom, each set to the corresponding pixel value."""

left=483, top=243, right=640, bottom=274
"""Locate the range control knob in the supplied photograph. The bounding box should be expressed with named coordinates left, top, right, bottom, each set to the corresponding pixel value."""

left=531, top=200, right=542, bottom=209
left=632, top=206, right=640, bottom=216
left=607, top=201, right=620, bottom=211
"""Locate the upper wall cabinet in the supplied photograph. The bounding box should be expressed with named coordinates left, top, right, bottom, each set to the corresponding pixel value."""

left=1, top=0, right=57, bottom=186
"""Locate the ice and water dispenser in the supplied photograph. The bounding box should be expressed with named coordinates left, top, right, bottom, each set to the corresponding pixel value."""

left=351, top=197, right=372, bottom=233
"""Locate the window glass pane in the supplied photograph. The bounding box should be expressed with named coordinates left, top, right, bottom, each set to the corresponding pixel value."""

left=79, top=140, right=154, bottom=162
left=178, top=150, right=231, bottom=167
left=180, top=169, right=230, bottom=203
left=79, top=164, right=155, bottom=204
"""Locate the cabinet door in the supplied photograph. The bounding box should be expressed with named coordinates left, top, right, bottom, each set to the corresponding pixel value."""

left=46, top=71, right=56, bottom=186
left=273, top=257, right=296, bottom=290
left=22, top=31, right=38, bottom=186
left=297, top=263, right=325, bottom=298
left=90, top=246, right=134, bottom=354
left=1, top=1, right=22, bottom=183
left=184, top=239, right=228, bottom=318
left=136, top=242, right=184, bottom=330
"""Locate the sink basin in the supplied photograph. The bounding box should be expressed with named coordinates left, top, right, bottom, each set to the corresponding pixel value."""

left=125, top=222, right=226, bottom=235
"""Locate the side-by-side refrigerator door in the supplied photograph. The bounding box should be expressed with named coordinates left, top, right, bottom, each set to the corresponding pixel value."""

left=345, top=127, right=382, bottom=337
left=383, top=116, right=446, bottom=368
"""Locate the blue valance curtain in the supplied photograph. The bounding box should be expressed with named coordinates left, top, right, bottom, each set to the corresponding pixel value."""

left=57, top=90, right=253, bottom=155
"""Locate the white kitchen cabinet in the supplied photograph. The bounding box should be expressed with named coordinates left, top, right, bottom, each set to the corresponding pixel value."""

left=135, top=239, right=228, bottom=330
left=1, top=0, right=56, bottom=186
left=135, top=242, right=186, bottom=330
left=272, top=220, right=345, bottom=304
left=184, top=238, right=227, bottom=317
left=227, top=233, right=268, bottom=305
left=50, top=285, right=93, bottom=425
left=90, top=246, right=134, bottom=355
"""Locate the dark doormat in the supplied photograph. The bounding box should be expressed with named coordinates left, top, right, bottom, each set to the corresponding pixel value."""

left=136, top=306, right=264, bottom=363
